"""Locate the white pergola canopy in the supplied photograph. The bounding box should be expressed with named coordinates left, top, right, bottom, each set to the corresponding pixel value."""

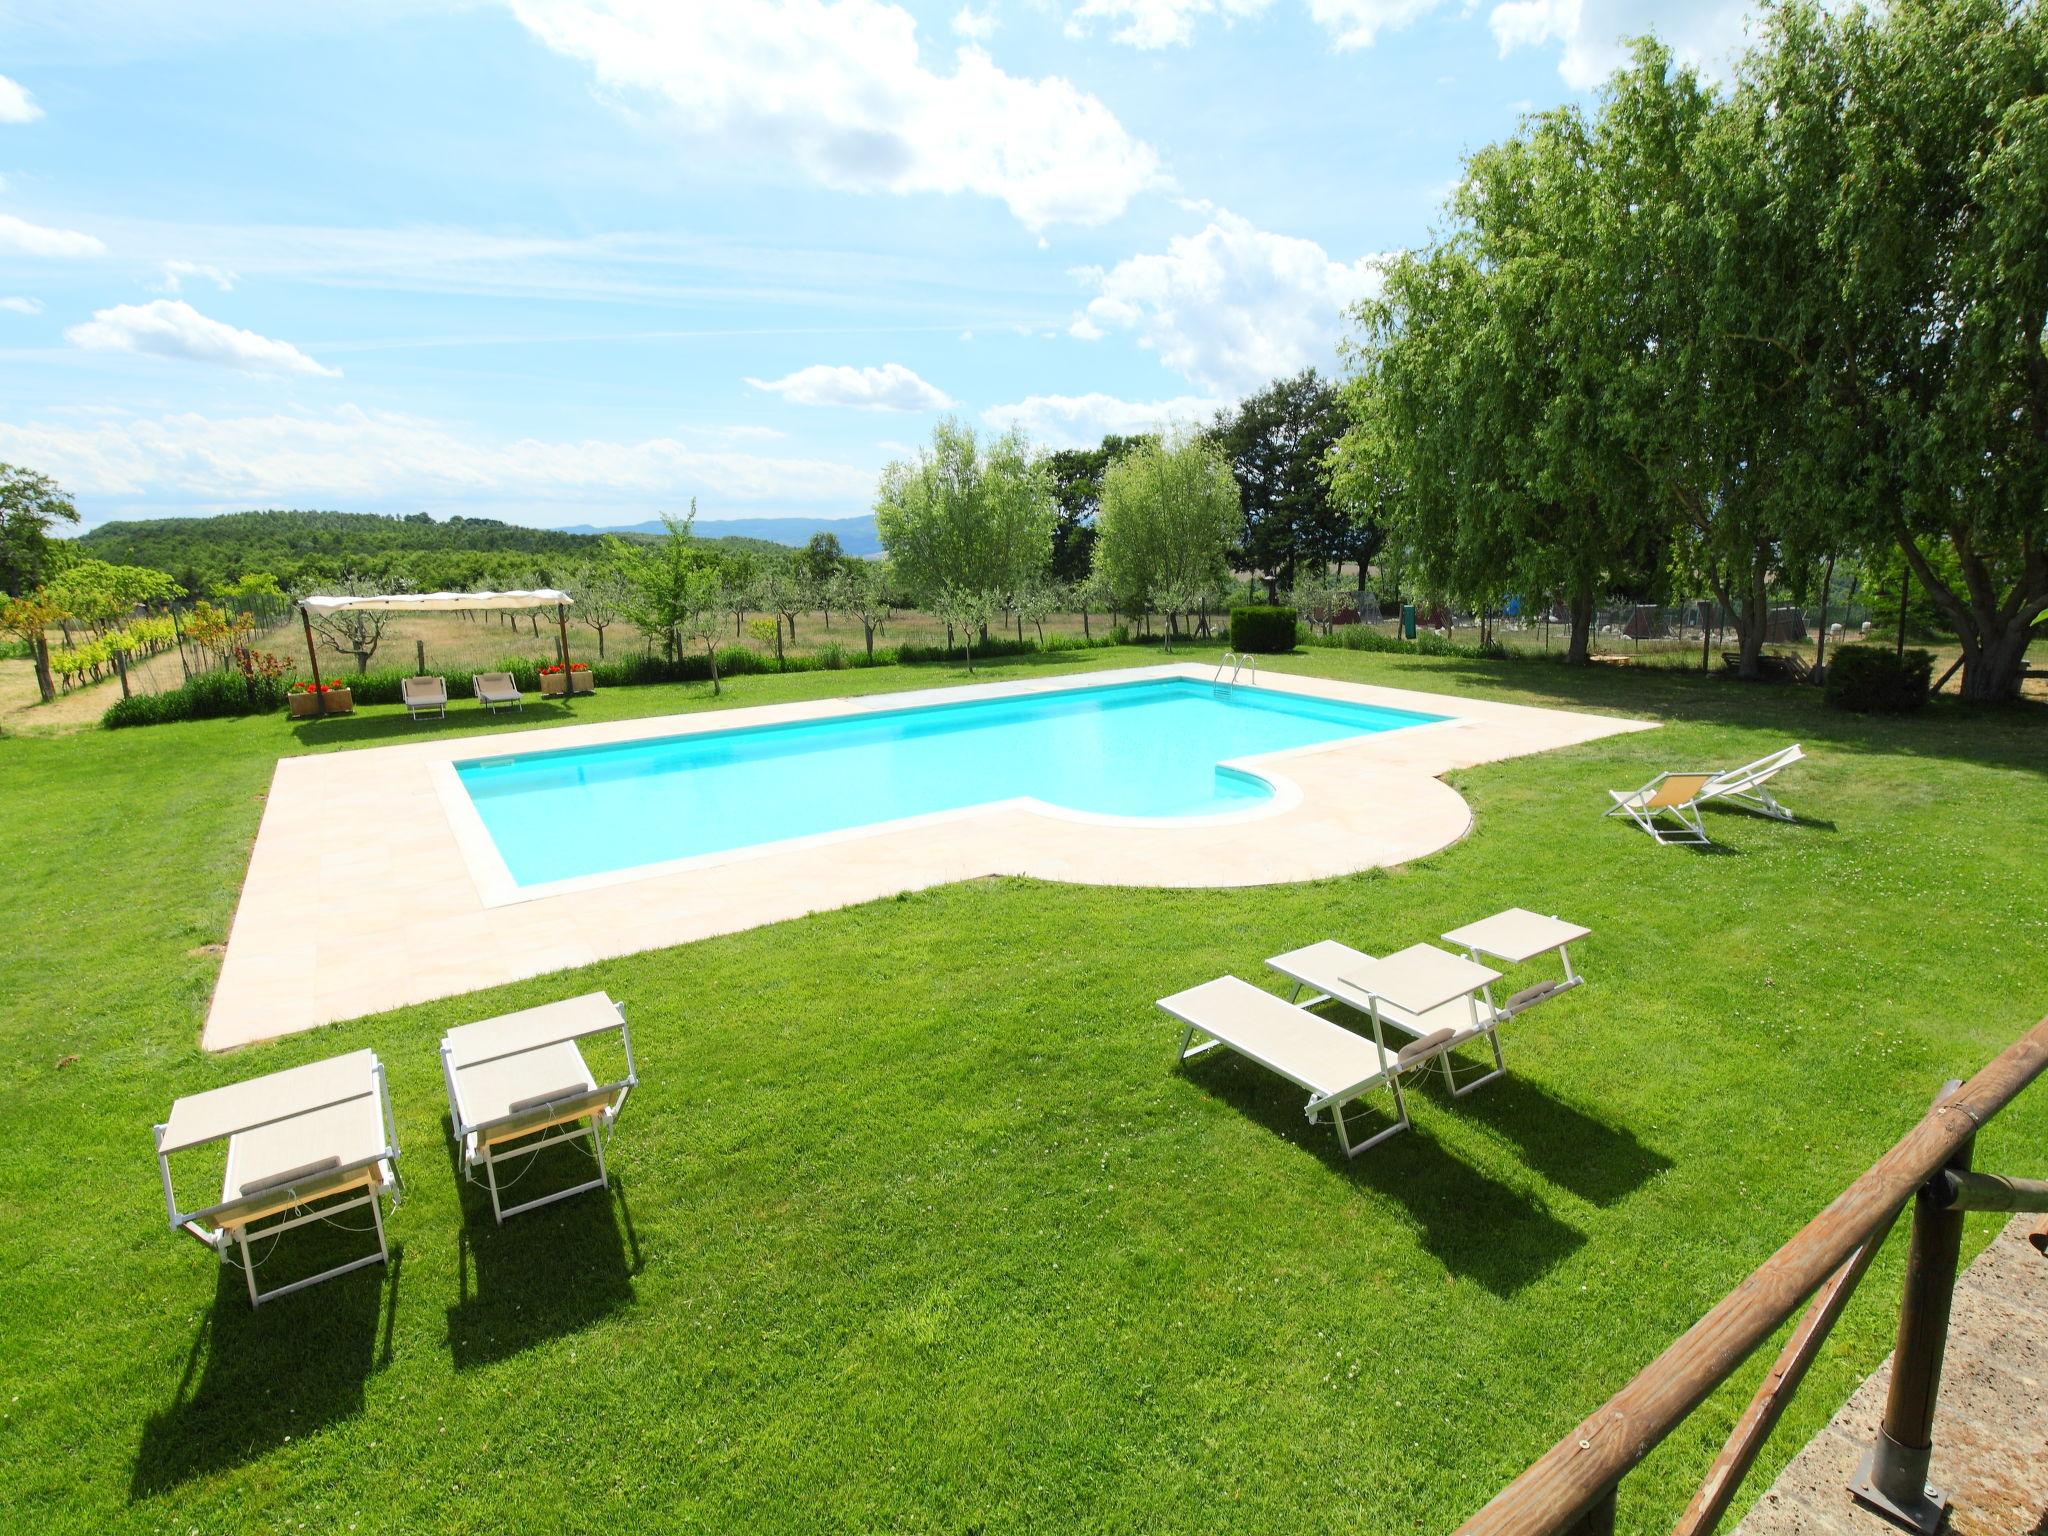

left=298, top=589, right=573, bottom=615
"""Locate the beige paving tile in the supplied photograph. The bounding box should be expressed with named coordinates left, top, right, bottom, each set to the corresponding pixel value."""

left=203, top=662, right=1654, bottom=1049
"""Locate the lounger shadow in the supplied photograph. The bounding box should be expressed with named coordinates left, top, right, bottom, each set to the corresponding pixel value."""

left=443, top=1124, right=641, bottom=1371
left=129, top=1247, right=400, bottom=1499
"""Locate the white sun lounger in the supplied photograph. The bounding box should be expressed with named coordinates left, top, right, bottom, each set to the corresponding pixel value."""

left=1159, top=975, right=1459, bottom=1157
left=401, top=675, right=448, bottom=720
left=441, top=992, right=637, bottom=1223
left=471, top=671, right=523, bottom=713
left=1701, top=743, right=1803, bottom=821
left=153, top=1049, right=402, bottom=1307
left=1605, top=770, right=1718, bottom=845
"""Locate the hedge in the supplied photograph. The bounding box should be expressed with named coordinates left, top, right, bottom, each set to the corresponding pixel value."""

left=1824, top=644, right=1934, bottom=714
left=103, top=669, right=290, bottom=728
left=1301, top=624, right=1505, bottom=660
left=1229, top=607, right=1299, bottom=653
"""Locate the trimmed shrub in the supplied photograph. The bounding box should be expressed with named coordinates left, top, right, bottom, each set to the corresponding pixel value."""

left=103, top=668, right=289, bottom=728
left=1825, top=644, right=1934, bottom=713
left=1230, top=606, right=1298, bottom=653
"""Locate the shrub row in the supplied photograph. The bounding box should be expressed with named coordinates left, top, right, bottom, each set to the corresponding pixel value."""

left=1824, top=644, right=1934, bottom=713
left=1301, top=623, right=1506, bottom=660
left=103, top=669, right=291, bottom=728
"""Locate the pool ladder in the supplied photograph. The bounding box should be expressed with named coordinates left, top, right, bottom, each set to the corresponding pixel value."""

left=1214, top=652, right=1259, bottom=686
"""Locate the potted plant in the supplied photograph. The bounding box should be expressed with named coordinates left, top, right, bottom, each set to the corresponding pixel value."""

left=288, top=678, right=355, bottom=717
left=539, top=662, right=594, bottom=696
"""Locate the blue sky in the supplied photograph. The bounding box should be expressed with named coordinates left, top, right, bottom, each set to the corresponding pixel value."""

left=0, top=0, right=1767, bottom=529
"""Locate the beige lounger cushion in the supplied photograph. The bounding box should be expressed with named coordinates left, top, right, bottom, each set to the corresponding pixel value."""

left=453, top=1039, right=602, bottom=1146
left=1160, top=975, right=1398, bottom=1099
left=1267, top=940, right=1499, bottom=1044
left=219, top=1093, right=389, bottom=1228
left=473, top=672, right=518, bottom=699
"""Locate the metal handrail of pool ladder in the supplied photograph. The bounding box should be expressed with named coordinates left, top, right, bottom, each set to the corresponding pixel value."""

left=1214, top=652, right=1259, bottom=686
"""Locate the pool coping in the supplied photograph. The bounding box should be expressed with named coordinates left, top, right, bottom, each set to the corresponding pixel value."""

left=204, top=663, right=1656, bottom=1050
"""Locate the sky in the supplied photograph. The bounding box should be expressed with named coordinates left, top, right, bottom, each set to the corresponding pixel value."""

left=0, top=0, right=1772, bottom=530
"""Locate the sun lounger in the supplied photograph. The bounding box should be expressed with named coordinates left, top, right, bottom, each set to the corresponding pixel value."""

left=1159, top=975, right=1457, bottom=1156
left=1605, top=771, right=1717, bottom=845
left=471, top=671, right=523, bottom=713
left=1700, top=743, right=1802, bottom=821
left=441, top=992, right=637, bottom=1223
left=153, top=1049, right=402, bottom=1306
left=401, top=675, right=448, bottom=720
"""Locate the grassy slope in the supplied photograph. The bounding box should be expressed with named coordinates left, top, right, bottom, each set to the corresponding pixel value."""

left=0, top=645, right=2041, bottom=1535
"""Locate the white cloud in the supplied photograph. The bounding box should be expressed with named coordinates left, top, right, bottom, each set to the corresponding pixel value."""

left=1489, top=0, right=1758, bottom=88
left=1068, top=315, right=1105, bottom=341
left=157, top=259, right=238, bottom=293
left=65, top=300, right=341, bottom=378
left=951, top=4, right=999, bottom=39
left=1066, top=0, right=1273, bottom=49
left=0, top=405, right=877, bottom=508
left=0, top=296, right=42, bottom=315
left=981, top=391, right=1225, bottom=448
left=746, top=362, right=955, bottom=411
left=0, top=75, right=42, bottom=124
left=1304, top=0, right=1448, bottom=48
left=1073, top=209, right=1387, bottom=395
left=0, top=213, right=106, bottom=258
left=505, top=0, right=1164, bottom=230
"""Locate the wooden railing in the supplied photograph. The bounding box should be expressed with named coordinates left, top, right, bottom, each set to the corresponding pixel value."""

left=1456, top=1015, right=2048, bottom=1536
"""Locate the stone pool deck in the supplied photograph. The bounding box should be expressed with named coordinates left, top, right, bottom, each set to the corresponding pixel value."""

left=203, top=663, right=1653, bottom=1050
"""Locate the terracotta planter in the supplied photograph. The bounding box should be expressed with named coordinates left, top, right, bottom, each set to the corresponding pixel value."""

left=540, top=671, right=594, bottom=696
left=289, top=687, right=355, bottom=718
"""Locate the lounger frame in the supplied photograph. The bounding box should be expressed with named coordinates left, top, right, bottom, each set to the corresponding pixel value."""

left=441, top=996, right=637, bottom=1223
left=471, top=671, right=523, bottom=714
left=402, top=676, right=448, bottom=721
left=1701, top=743, right=1803, bottom=822
left=153, top=1056, right=403, bottom=1307
left=1605, top=772, right=1716, bottom=845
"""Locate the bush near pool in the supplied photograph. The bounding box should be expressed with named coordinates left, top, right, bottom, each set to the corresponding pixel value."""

left=1824, top=644, right=1934, bottom=714
left=1229, top=606, right=1299, bottom=654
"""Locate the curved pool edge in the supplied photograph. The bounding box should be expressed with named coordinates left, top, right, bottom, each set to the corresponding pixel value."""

left=205, top=663, right=1659, bottom=1049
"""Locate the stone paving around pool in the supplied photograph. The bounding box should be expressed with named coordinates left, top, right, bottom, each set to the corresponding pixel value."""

left=204, top=663, right=1654, bottom=1050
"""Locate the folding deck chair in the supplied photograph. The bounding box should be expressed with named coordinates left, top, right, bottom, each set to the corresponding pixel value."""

left=441, top=992, right=637, bottom=1223
left=401, top=675, right=448, bottom=720
left=1159, top=975, right=1459, bottom=1157
left=1605, top=771, right=1717, bottom=845
left=1700, top=743, right=1803, bottom=822
left=153, top=1049, right=402, bottom=1307
left=471, top=671, right=523, bottom=714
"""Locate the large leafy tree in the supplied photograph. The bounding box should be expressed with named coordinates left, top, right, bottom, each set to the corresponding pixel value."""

left=1091, top=429, right=1241, bottom=631
left=873, top=418, right=1056, bottom=611
left=1210, top=371, right=1375, bottom=591
left=1042, top=434, right=1150, bottom=582
left=0, top=465, right=80, bottom=597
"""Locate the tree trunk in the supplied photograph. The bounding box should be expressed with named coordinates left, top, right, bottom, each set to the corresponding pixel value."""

left=1566, top=585, right=1595, bottom=665
left=863, top=623, right=875, bottom=661
left=31, top=633, right=55, bottom=703
left=1897, top=534, right=2046, bottom=702
left=1081, top=607, right=1091, bottom=640
left=597, top=625, right=607, bottom=659
left=1814, top=553, right=1835, bottom=679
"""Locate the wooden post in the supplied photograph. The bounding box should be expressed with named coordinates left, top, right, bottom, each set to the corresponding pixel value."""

left=300, top=605, right=327, bottom=717
left=416, top=637, right=426, bottom=675
left=556, top=602, right=573, bottom=703
left=114, top=644, right=130, bottom=699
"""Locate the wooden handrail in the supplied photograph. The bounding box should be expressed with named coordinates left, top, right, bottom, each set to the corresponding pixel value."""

left=1455, top=1014, right=2048, bottom=1536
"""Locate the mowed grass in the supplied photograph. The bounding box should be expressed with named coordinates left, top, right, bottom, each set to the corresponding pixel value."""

left=0, top=644, right=2042, bottom=1535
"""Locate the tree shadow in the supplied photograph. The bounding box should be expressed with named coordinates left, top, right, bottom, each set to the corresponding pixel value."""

left=129, top=1242, right=399, bottom=1499
left=1418, top=1070, right=1674, bottom=1207
left=442, top=1120, right=642, bottom=1371
left=289, top=699, right=586, bottom=747
left=1180, top=1052, right=1584, bottom=1297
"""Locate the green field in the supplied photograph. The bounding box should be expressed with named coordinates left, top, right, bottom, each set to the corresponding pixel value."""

left=1, top=644, right=2041, bottom=1535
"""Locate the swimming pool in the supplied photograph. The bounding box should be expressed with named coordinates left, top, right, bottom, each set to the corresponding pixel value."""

left=454, top=677, right=1445, bottom=888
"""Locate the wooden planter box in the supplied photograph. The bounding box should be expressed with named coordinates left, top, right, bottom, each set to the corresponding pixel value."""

left=289, top=687, right=355, bottom=718
left=540, top=671, right=595, bottom=696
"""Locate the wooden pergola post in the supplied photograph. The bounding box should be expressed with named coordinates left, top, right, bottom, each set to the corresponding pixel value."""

left=557, top=601, right=573, bottom=703
left=299, top=604, right=327, bottom=717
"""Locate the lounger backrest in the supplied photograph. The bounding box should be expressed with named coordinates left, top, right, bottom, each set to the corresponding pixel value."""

left=1645, top=773, right=1715, bottom=811
left=402, top=676, right=446, bottom=703
left=1712, top=743, right=1802, bottom=792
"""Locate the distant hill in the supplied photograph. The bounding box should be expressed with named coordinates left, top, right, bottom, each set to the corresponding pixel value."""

left=72, top=509, right=847, bottom=595
left=566, top=515, right=881, bottom=556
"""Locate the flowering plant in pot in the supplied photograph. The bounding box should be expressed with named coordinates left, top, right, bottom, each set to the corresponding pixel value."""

left=287, top=677, right=355, bottom=716
left=539, top=661, right=594, bottom=695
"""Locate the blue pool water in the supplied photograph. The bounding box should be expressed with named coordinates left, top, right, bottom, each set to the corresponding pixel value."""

left=456, top=678, right=1443, bottom=886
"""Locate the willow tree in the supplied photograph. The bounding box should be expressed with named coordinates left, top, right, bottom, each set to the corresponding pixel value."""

left=1091, top=428, right=1240, bottom=638
left=874, top=419, right=1056, bottom=629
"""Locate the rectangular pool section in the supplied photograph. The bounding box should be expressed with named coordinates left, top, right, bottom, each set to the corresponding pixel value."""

left=455, top=678, right=1444, bottom=887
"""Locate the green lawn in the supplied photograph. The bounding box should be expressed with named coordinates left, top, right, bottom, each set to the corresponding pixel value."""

left=1, top=645, right=2042, bottom=1535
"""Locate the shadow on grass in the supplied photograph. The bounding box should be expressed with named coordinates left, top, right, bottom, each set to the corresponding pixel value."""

left=129, top=1241, right=400, bottom=1500
left=1180, top=1052, right=1584, bottom=1297
left=288, top=698, right=590, bottom=747
left=1421, top=1071, right=1674, bottom=1207
left=443, top=1125, right=642, bottom=1371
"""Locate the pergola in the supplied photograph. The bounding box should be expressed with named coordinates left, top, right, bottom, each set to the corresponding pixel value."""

left=295, top=589, right=576, bottom=716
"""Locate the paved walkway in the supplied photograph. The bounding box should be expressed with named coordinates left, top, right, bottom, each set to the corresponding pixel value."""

left=204, top=663, right=1652, bottom=1049
left=1734, top=1215, right=2048, bottom=1536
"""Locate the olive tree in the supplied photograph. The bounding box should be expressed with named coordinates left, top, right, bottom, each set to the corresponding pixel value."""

left=1091, top=428, right=1240, bottom=640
